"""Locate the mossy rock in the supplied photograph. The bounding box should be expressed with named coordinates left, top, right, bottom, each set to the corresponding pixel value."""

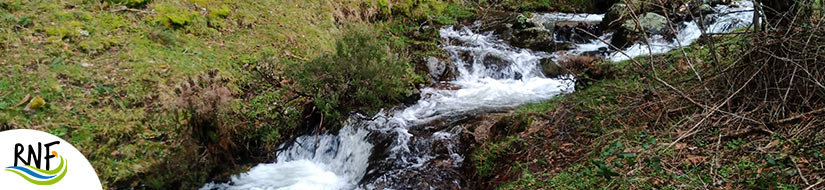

left=541, top=58, right=562, bottom=78
left=26, top=96, right=46, bottom=111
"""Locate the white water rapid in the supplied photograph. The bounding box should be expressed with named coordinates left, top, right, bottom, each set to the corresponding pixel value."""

left=556, top=1, right=755, bottom=62
left=202, top=2, right=754, bottom=190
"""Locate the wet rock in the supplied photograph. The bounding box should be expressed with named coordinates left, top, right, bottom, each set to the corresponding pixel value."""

left=612, top=12, right=669, bottom=48
left=705, top=0, right=730, bottom=6
left=694, top=4, right=716, bottom=15
left=425, top=56, right=456, bottom=82
left=482, top=54, right=514, bottom=79
left=481, top=13, right=557, bottom=52
left=482, top=54, right=508, bottom=68
left=510, top=27, right=555, bottom=51
left=600, top=3, right=629, bottom=29
left=621, top=12, right=668, bottom=34
left=540, top=58, right=563, bottom=78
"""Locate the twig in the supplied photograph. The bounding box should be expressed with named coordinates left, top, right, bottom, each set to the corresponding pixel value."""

left=711, top=132, right=722, bottom=185
left=805, top=179, right=824, bottom=190
left=769, top=108, right=825, bottom=126
left=792, top=156, right=811, bottom=185
left=110, top=7, right=152, bottom=14
left=666, top=62, right=766, bottom=150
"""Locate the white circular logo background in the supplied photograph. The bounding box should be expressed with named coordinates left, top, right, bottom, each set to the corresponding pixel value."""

left=0, top=129, right=102, bottom=189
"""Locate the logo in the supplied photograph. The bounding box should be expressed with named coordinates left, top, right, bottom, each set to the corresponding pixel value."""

left=5, top=141, right=68, bottom=185
left=0, top=129, right=101, bottom=190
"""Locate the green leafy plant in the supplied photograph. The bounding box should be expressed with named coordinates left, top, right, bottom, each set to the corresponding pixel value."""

left=287, top=26, right=419, bottom=123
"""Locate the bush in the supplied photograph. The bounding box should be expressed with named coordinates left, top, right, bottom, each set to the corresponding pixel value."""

left=171, top=70, right=233, bottom=145
left=287, top=27, right=419, bottom=123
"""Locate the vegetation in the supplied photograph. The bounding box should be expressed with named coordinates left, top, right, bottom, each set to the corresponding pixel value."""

left=286, top=27, right=423, bottom=123
left=3, top=0, right=821, bottom=189
left=0, top=0, right=479, bottom=188
left=472, top=1, right=825, bottom=189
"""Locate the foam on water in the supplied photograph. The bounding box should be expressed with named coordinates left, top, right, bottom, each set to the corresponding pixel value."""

left=547, top=1, right=754, bottom=62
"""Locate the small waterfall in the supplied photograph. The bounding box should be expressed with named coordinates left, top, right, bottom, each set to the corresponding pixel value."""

left=202, top=2, right=754, bottom=190
left=552, top=1, right=754, bottom=62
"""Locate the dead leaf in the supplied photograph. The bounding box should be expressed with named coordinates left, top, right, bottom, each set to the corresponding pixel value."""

left=760, top=140, right=780, bottom=151
left=685, top=155, right=707, bottom=165
left=15, top=94, right=31, bottom=107
left=674, top=143, right=687, bottom=150
left=521, top=120, right=547, bottom=138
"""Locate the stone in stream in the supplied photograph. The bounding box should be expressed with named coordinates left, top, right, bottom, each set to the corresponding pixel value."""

left=705, top=0, right=731, bottom=6
left=621, top=12, right=668, bottom=34
left=509, top=14, right=557, bottom=52
left=695, top=4, right=716, bottom=15
left=482, top=54, right=521, bottom=80
left=600, top=3, right=629, bottom=29
left=425, top=56, right=456, bottom=82
left=611, top=12, right=671, bottom=48
left=540, top=58, right=563, bottom=78
left=481, top=13, right=558, bottom=52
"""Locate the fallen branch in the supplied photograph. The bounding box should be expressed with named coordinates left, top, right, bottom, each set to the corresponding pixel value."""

left=768, top=108, right=825, bottom=126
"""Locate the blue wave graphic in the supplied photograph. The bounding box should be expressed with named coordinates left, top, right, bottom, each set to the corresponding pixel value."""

left=4, top=166, right=58, bottom=180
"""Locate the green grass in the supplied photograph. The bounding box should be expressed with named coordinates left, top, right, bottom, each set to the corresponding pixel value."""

left=0, top=0, right=478, bottom=188
left=498, top=0, right=596, bottom=12
left=475, top=32, right=811, bottom=189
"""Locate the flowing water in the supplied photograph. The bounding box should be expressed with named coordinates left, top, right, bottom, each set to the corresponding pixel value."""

left=202, top=2, right=753, bottom=190
left=555, top=1, right=755, bottom=62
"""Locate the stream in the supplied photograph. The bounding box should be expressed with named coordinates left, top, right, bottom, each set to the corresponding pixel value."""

left=202, top=2, right=754, bottom=190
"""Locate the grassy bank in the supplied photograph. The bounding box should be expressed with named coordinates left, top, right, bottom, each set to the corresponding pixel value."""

left=0, top=0, right=478, bottom=188
left=472, top=24, right=825, bottom=190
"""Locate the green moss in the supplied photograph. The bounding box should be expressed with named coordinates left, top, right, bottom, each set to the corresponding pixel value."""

left=210, top=4, right=230, bottom=18
left=154, top=4, right=197, bottom=27
left=107, top=0, right=151, bottom=8
left=473, top=136, right=519, bottom=178
left=499, top=0, right=595, bottom=12
left=26, top=97, right=46, bottom=110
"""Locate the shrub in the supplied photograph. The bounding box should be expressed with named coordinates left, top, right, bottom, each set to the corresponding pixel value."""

left=171, top=70, right=233, bottom=145
left=286, top=27, right=419, bottom=123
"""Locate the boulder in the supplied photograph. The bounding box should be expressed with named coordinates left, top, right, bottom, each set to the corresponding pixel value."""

left=510, top=27, right=555, bottom=51
left=425, top=56, right=455, bottom=81
left=621, top=12, right=668, bottom=34
left=694, top=4, right=716, bottom=15
left=509, top=14, right=557, bottom=51
left=600, top=3, right=629, bottom=30
left=540, top=58, right=563, bottom=78
left=704, top=0, right=730, bottom=6
left=612, top=12, right=669, bottom=48
left=481, top=13, right=557, bottom=52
